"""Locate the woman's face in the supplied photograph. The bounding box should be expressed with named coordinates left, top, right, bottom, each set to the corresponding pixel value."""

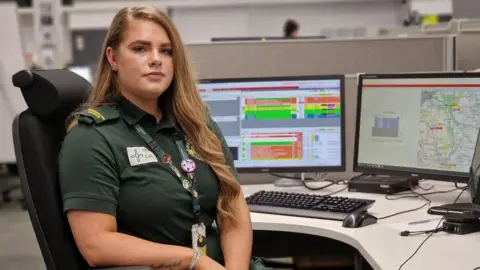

left=106, top=19, right=174, bottom=102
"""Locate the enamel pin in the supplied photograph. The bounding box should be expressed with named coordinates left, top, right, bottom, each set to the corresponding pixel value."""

left=181, top=158, right=196, bottom=173
left=161, top=153, right=171, bottom=164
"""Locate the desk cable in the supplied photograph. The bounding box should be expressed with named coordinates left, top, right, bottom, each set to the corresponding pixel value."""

left=397, top=188, right=466, bottom=270
left=270, top=172, right=347, bottom=191
left=376, top=181, right=465, bottom=220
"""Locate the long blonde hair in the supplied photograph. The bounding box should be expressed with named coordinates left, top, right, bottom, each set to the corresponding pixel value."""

left=72, top=6, right=241, bottom=227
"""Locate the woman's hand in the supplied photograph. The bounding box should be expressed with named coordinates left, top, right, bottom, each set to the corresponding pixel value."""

left=195, top=255, right=227, bottom=270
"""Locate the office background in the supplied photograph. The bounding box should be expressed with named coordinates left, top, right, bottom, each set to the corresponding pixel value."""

left=1, top=0, right=480, bottom=269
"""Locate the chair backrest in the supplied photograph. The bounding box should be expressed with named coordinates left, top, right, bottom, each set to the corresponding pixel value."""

left=12, top=69, right=91, bottom=270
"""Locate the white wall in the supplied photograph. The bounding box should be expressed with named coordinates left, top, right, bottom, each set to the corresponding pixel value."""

left=0, top=3, right=28, bottom=163
left=410, top=0, right=452, bottom=14
left=16, top=0, right=403, bottom=62
left=69, top=11, right=119, bottom=30
left=173, top=2, right=402, bottom=43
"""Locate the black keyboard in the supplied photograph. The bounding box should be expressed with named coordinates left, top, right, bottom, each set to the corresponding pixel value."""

left=246, top=190, right=375, bottom=221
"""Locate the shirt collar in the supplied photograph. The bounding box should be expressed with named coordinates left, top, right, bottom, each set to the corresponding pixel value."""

left=119, top=98, right=177, bottom=130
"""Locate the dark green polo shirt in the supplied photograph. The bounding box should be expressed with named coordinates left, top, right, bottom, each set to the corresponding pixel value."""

left=59, top=99, right=237, bottom=263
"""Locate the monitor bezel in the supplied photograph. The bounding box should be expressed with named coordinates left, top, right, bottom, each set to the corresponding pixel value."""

left=198, top=75, right=346, bottom=173
left=353, top=72, right=480, bottom=183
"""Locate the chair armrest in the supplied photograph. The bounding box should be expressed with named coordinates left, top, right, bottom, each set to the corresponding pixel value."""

left=90, top=267, right=153, bottom=270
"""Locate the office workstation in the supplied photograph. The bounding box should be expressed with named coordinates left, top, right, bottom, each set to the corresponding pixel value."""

left=1, top=1, right=480, bottom=270
left=194, top=72, right=480, bottom=270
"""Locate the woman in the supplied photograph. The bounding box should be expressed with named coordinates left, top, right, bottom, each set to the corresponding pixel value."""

left=59, top=5, right=265, bottom=270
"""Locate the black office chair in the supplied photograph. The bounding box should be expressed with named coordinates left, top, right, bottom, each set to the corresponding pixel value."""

left=11, top=69, right=152, bottom=270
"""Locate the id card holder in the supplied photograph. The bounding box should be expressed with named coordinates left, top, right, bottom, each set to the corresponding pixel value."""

left=191, top=223, right=207, bottom=256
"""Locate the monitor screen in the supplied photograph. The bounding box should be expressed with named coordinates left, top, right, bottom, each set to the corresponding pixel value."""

left=68, top=66, right=92, bottom=83
left=469, top=127, right=480, bottom=201
left=198, top=76, right=345, bottom=173
left=355, top=73, right=480, bottom=182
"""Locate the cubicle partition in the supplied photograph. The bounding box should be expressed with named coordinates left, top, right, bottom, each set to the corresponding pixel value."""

left=455, top=20, right=480, bottom=71
left=187, top=36, right=456, bottom=79
left=187, top=36, right=456, bottom=183
left=380, top=19, right=480, bottom=72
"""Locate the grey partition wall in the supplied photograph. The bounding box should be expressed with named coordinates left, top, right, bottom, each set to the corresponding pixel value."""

left=455, top=20, right=480, bottom=71
left=453, top=0, right=480, bottom=19
left=187, top=36, right=456, bottom=80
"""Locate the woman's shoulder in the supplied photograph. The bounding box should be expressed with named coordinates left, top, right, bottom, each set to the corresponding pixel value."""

left=62, top=106, right=122, bottom=159
left=66, top=105, right=123, bottom=142
left=77, top=105, right=122, bottom=126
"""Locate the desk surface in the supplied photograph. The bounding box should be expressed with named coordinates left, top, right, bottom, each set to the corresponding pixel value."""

left=242, top=180, right=479, bottom=270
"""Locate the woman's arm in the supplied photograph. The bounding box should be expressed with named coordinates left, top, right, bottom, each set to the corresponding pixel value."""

left=219, top=192, right=253, bottom=270
left=68, top=210, right=194, bottom=269
left=68, top=210, right=225, bottom=270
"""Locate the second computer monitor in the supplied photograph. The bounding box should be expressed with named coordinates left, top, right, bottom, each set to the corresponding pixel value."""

left=355, top=72, right=480, bottom=182
left=198, top=75, right=346, bottom=173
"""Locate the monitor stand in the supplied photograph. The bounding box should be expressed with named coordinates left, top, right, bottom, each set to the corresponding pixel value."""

left=273, top=173, right=310, bottom=187
left=348, top=174, right=419, bottom=195
left=273, top=178, right=304, bottom=187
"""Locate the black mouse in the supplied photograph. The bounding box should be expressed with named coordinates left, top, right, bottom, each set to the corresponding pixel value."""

left=342, top=211, right=378, bottom=228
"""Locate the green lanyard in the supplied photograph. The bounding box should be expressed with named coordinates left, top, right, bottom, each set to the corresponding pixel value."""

left=133, top=124, right=201, bottom=220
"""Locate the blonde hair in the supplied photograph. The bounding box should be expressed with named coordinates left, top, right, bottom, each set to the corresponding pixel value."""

left=70, top=6, right=241, bottom=227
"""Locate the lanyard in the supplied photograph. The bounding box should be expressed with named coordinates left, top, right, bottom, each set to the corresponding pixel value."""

left=133, top=124, right=201, bottom=220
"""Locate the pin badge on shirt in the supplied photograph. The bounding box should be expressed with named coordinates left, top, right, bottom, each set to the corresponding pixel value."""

left=161, top=153, right=171, bottom=164
left=181, top=158, right=196, bottom=173
left=182, top=179, right=191, bottom=189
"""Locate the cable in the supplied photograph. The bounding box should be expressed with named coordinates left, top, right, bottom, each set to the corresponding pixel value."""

left=398, top=217, right=444, bottom=270
left=378, top=181, right=466, bottom=220
left=302, top=176, right=347, bottom=191
left=455, top=181, right=468, bottom=190
left=377, top=201, right=430, bottom=220
left=416, top=183, right=434, bottom=191
left=271, top=172, right=346, bottom=191
left=385, top=188, right=459, bottom=201
left=398, top=188, right=466, bottom=269
left=349, top=173, right=367, bottom=181
left=453, top=188, right=466, bottom=204
left=302, top=180, right=335, bottom=191
left=473, top=267, right=480, bottom=270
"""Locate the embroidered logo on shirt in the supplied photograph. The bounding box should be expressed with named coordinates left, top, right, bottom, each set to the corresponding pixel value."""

left=127, top=147, right=158, bottom=166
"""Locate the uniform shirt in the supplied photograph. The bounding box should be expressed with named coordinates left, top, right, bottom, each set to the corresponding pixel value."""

left=59, top=99, right=238, bottom=263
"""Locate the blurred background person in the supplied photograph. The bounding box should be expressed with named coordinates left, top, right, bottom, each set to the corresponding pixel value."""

left=283, top=19, right=299, bottom=38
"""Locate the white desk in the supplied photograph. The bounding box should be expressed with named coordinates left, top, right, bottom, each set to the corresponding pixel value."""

left=242, top=180, right=480, bottom=270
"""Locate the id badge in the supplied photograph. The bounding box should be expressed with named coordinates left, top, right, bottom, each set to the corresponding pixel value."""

left=191, top=223, right=207, bottom=256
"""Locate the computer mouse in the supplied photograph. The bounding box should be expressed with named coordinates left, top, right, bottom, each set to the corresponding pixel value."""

left=342, top=211, right=378, bottom=228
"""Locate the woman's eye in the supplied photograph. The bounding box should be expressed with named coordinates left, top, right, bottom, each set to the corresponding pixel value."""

left=134, top=47, right=146, bottom=52
left=161, top=49, right=173, bottom=56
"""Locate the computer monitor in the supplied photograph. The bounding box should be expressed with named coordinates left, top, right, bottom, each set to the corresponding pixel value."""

left=354, top=72, right=480, bottom=183
left=198, top=75, right=346, bottom=173
left=68, top=66, right=92, bottom=83
left=468, top=128, right=480, bottom=204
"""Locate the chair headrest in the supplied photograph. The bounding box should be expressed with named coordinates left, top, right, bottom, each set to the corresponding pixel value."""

left=12, top=69, right=91, bottom=120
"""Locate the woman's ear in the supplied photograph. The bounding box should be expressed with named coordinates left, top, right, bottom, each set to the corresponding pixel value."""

left=105, top=47, right=118, bottom=71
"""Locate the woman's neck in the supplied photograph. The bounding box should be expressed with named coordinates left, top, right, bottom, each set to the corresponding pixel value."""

left=123, top=93, right=163, bottom=123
